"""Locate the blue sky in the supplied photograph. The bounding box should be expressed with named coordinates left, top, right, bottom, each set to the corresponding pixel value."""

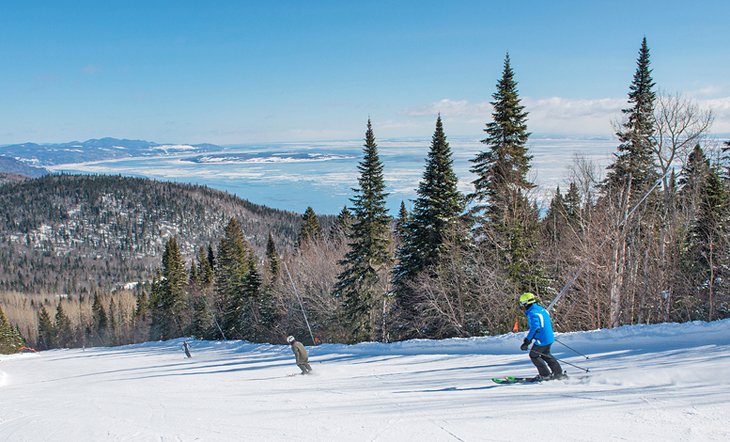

left=2, top=0, right=729, bottom=144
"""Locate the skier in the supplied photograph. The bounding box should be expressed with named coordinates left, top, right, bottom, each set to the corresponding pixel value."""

left=287, top=335, right=312, bottom=374
left=519, top=292, right=564, bottom=380
left=182, top=340, right=192, bottom=358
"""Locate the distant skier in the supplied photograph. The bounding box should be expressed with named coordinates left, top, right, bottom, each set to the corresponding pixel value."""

left=182, top=341, right=192, bottom=358
left=287, top=335, right=312, bottom=374
left=519, top=293, right=564, bottom=380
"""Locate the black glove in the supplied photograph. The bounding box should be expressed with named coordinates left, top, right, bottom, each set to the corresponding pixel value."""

left=520, top=339, right=530, bottom=351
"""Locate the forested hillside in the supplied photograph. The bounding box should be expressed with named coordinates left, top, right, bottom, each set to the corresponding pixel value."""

left=0, top=174, right=306, bottom=294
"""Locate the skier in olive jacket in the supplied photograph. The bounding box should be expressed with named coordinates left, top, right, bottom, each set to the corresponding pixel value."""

left=287, top=335, right=312, bottom=374
left=519, top=293, right=564, bottom=380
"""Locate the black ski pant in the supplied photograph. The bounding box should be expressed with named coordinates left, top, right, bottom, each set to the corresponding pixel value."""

left=297, top=363, right=312, bottom=374
left=529, top=344, right=562, bottom=378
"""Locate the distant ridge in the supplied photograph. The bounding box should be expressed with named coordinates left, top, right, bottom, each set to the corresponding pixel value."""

left=0, top=174, right=309, bottom=294
left=0, top=137, right=223, bottom=167
left=0, top=156, right=48, bottom=177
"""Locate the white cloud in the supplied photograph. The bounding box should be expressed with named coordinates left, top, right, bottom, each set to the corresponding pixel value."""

left=403, top=97, right=626, bottom=135
left=402, top=95, right=730, bottom=136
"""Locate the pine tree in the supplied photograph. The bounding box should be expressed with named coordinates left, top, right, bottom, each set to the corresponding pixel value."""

left=394, top=115, right=464, bottom=317
left=679, top=144, right=711, bottom=220
left=150, top=237, right=189, bottom=340
left=92, top=294, right=108, bottom=345
left=189, top=293, right=214, bottom=339
left=108, top=298, right=119, bottom=346
left=298, top=206, right=322, bottom=247
left=265, top=232, right=280, bottom=281
left=196, top=245, right=215, bottom=286
left=330, top=206, right=352, bottom=243
left=36, top=307, right=55, bottom=350
left=564, top=181, right=582, bottom=223
left=469, top=53, right=540, bottom=291
left=54, top=302, right=74, bottom=348
left=240, top=257, right=263, bottom=340
left=604, top=37, right=658, bottom=198
left=0, top=306, right=24, bottom=354
left=215, top=218, right=252, bottom=339
left=684, top=164, right=730, bottom=320
left=335, top=119, right=392, bottom=342
left=395, top=201, right=410, bottom=241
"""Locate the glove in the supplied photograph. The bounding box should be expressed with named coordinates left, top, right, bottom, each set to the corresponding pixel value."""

left=520, top=339, right=530, bottom=351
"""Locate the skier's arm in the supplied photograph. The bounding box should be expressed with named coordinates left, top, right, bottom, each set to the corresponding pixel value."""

left=525, top=313, right=542, bottom=342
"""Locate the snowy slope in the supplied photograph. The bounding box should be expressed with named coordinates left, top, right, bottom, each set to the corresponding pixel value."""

left=1, top=320, right=729, bottom=442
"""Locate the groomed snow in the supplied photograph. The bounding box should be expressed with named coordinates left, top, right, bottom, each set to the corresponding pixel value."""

left=1, top=320, right=729, bottom=441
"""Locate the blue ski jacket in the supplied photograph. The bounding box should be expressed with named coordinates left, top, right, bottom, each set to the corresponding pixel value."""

left=524, top=304, right=555, bottom=346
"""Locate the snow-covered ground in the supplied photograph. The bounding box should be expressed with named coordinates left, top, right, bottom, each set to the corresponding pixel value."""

left=2, top=320, right=729, bottom=441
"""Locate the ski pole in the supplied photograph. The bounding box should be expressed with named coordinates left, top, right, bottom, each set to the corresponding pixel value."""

left=555, top=338, right=590, bottom=360
left=530, top=348, right=590, bottom=373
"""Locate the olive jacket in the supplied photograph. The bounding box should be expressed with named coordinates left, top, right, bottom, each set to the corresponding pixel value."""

left=291, top=341, right=309, bottom=364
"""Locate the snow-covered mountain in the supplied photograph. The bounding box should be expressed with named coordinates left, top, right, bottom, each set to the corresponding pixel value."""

left=1, top=319, right=728, bottom=441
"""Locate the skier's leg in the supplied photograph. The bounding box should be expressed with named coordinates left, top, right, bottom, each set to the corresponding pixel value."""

left=297, top=363, right=308, bottom=374
left=541, top=345, right=564, bottom=377
left=304, top=363, right=312, bottom=373
left=529, top=345, right=551, bottom=377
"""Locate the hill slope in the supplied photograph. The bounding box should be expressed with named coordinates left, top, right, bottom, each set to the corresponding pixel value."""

left=0, top=174, right=305, bottom=293
left=1, top=320, right=728, bottom=441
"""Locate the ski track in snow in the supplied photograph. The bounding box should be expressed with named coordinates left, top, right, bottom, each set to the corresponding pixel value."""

left=1, top=320, right=730, bottom=441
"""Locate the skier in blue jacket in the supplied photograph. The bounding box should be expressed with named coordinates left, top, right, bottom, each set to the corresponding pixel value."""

left=519, top=292, right=564, bottom=380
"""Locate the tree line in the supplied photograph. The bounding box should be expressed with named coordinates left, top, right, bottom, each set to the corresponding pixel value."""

left=1, top=38, right=728, bottom=352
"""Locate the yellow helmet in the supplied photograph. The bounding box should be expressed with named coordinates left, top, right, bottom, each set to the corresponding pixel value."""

left=518, top=292, right=537, bottom=307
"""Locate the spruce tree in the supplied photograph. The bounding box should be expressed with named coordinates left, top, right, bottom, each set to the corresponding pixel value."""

left=150, top=237, right=189, bottom=340
left=54, top=302, right=74, bottom=348
left=395, top=201, right=410, bottom=241
left=215, top=218, right=252, bottom=339
left=394, top=115, right=464, bottom=317
left=0, top=306, right=24, bottom=354
left=684, top=164, right=730, bottom=320
left=189, top=293, right=214, bottom=339
left=240, top=257, right=263, bottom=340
left=469, top=53, right=539, bottom=291
left=265, top=232, right=280, bottom=281
left=36, top=307, right=55, bottom=350
left=604, top=37, right=658, bottom=198
left=335, top=119, right=392, bottom=342
left=330, top=206, right=352, bottom=242
left=92, top=294, right=108, bottom=345
left=298, top=206, right=322, bottom=247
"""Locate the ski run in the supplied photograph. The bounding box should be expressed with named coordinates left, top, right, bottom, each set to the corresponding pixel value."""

left=1, top=319, right=729, bottom=441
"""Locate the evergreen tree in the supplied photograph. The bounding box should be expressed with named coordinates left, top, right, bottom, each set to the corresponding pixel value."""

left=36, top=307, right=55, bottom=350
left=604, top=37, right=658, bottom=198
left=330, top=206, right=352, bottom=242
left=684, top=164, right=730, bottom=320
left=679, top=144, right=711, bottom=220
left=150, top=237, right=189, bottom=340
left=335, top=119, right=392, bottom=342
left=564, top=182, right=582, bottom=223
left=240, top=257, right=263, bottom=340
left=469, top=53, right=540, bottom=291
left=395, top=201, right=410, bottom=241
left=189, top=293, right=214, bottom=339
left=196, top=245, right=215, bottom=286
left=0, top=306, right=24, bottom=354
left=394, top=115, right=464, bottom=317
left=92, top=294, right=108, bottom=345
left=215, top=218, right=252, bottom=339
left=108, top=298, right=118, bottom=346
left=265, top=232, right=280, bottom=281
left=298, top=206, right=322, bottom=247
left=54, top=302, right=74, bottom=348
